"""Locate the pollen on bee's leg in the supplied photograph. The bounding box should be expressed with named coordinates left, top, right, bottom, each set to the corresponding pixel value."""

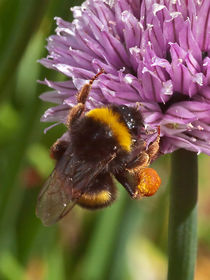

left=134, top=168, right=161, bottom=198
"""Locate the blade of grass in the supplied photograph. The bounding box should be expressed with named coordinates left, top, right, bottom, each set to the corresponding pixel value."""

left=0, top=251, right=24, bottom=280
left=45, top=244, right=65, bottom=280
left=0, top=0, right=71, bottom=248
left=0, top=0, right=50, bottom=94
left=0, top=34, right=52, bottom=254
left=107, top=200, right=144, bottom=280
left=77, top=187, right=129, bottom=280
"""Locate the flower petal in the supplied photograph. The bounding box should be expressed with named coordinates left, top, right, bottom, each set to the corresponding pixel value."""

left=193, top=0, right=210, bottom=52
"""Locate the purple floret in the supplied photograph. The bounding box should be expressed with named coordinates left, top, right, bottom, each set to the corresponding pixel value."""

left=39, top=0, right=210, bottom=155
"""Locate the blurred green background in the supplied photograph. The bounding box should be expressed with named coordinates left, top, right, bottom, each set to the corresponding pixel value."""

left=0, top=1, right=210, bottom=279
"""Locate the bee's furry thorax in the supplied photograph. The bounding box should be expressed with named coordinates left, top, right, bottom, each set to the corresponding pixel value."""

left=70, top=105, right=143, bottom=162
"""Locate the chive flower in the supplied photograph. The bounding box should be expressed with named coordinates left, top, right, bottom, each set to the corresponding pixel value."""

left=40, top=0, right=210, bottom=156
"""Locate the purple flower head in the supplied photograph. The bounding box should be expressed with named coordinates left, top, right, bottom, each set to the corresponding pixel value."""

left=40, top=0, right=210, bottom=155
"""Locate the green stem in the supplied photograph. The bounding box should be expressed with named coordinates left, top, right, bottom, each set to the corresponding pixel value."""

left=167, top=149, right=198, bottom=280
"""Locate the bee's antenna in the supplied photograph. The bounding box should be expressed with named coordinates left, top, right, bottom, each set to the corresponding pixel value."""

left=67, top=69, right=106, bottom=128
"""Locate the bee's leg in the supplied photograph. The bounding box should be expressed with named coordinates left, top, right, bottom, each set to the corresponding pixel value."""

left=76, top=83, right=92, bottom=105
left=66, top=103, right=85, bottom=128
left=126, top=152, right=150, bottom=170
left=77, top=69, right=105, bottom=104
left=116, top=167, right=161, bottom=199
left=50, top=140, right=69, bottom=160
left=115, top=171, right=137, bottom=198
left=66, top=83, right=93, bottom=128
left=50, top=132, right=70, bottom=160
left=147, top=126, right=160, bottom=161
left=66, top=80, right=92, bottom=127
left=67, top=69, right=105, bottom=128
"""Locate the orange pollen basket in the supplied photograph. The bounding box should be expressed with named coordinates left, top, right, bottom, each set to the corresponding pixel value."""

left=136, top=168, right=161, bottom=197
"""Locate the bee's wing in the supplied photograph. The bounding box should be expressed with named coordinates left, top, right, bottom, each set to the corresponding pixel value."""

left=36, top=146, right=116, bottom=226
left=36, top=168, right=75, bottom=226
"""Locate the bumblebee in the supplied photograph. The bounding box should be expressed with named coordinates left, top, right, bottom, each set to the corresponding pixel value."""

left=36, top=69, right=161, bottom=226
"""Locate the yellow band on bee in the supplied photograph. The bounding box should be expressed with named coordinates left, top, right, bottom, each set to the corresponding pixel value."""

left=86, top=107, right=131, bottom=151
left=77, top=190, right=111, bottom=206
